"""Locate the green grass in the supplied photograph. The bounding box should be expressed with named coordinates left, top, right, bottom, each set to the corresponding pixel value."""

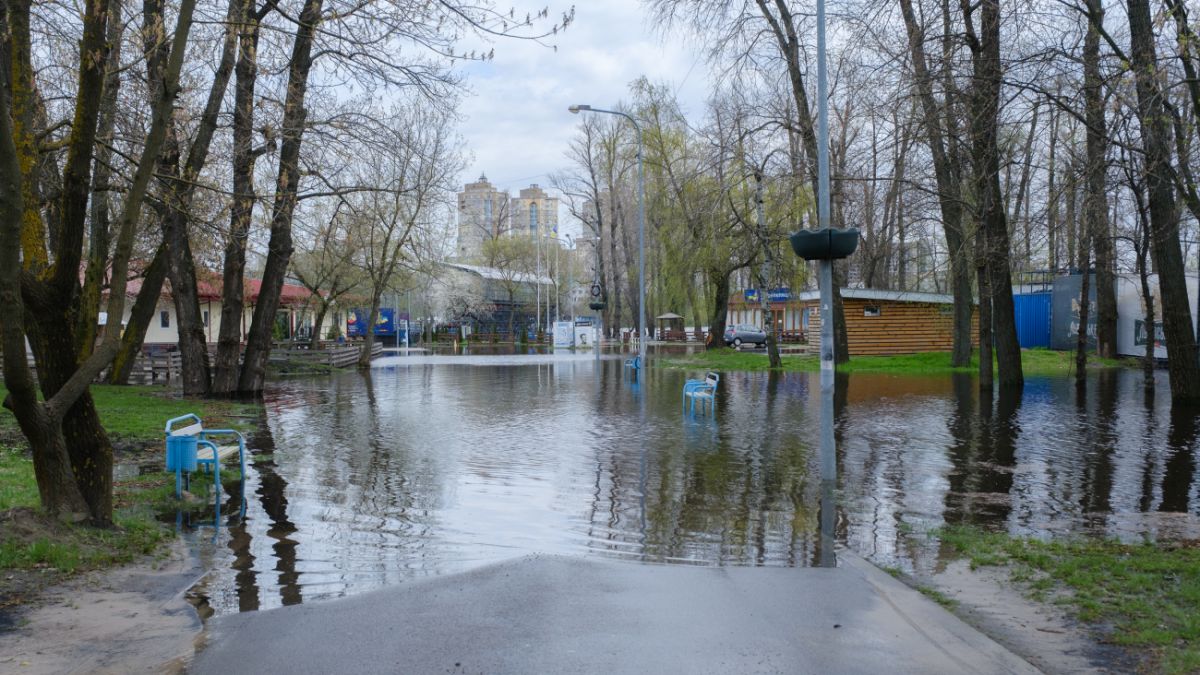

left=0, top=383, right=258, bottom=445
left=1, top=444, right=215, bottom=593
left=0, top=514, right=168, bottom=574
left=659, top=347, right=1130, bottom=376
left=0, top=383, right=256, bottom=597
left=937, top=525, right=1200, bottom=673
left=0, top=445, right=39, bottom=511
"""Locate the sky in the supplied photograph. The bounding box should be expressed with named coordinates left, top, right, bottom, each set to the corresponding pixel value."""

left=453, top=1, right=713, bottom=235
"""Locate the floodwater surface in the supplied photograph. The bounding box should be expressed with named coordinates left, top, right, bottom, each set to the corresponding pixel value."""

left=181, top=351, right=1200, bottom=617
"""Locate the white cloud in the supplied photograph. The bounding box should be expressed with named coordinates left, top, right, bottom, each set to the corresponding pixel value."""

left=453, top=0, right=712, bottom=205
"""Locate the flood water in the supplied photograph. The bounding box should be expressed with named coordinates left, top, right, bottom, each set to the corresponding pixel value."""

left=182, top=350, right=1200, bottom=617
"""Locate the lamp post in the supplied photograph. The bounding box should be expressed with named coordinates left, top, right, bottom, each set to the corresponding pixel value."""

left=569, top=104, right=646, bottom=369
left=786, top=0, right=862, bottom=568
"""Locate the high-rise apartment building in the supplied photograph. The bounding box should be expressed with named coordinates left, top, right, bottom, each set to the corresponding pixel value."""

left=456, top=173, right=510, bottom=260
left=509, top=184, right=559, bottom=240
left=456, top=176, right=560, bottom=261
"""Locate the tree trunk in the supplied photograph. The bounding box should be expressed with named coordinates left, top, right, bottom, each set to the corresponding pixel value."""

left=358, top=296, right=381, bottom=369
left=108, top=242, right=169, bottom=384
left=898, top=0, right=973, bottom=366
left=1083, top=0, right=1116, bottom=360
left=310, top=300, right=330, bottom=350
left=709, top=269, right=731, bottom=351
left=965, top=0, right=1022, bottom=389
left=1128, top=0, right=1200, bottom=400
left=977, top=237, right=994, bottom=390
left=77, top=0, right=125, bottom=359
left=1075, top=237, right=1092, bottom=389
left=144, top=0, right=238, bottom=397
left=1138, top=242, right=1156, bottom=395
left=239, top=0, right=324, bottom=395
left=213, top=0, right=262, bottom=395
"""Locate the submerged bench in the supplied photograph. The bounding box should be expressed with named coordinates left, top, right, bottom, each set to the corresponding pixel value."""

left=683, top=372, right=720, bottom=415
left=165, top=413, right=246, bottom=500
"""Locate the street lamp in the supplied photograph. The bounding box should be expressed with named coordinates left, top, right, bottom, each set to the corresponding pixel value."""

left=569, top=104, right=646, bottom=369
left=786, top=0, right=862, bottom=568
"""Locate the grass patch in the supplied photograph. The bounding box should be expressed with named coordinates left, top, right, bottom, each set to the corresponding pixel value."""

left=1, top=446, right=225, bottom=609
left=659, top=347, right=1131, bottom=376
left=0, top=383, right=259, bottom=449
left=0, top=446, right=39, bottom=511
left=916, top=583, right=959, bottom=609
left=0, top=383, right=256, bottom=609
left=937, top=525, right=1200, bottom=673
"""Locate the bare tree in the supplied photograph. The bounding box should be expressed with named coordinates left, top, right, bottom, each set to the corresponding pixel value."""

left=344, top=102, right=462, bottom=368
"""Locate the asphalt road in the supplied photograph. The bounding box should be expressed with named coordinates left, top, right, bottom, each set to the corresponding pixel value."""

left=190, top=553, right=1038, bottom=674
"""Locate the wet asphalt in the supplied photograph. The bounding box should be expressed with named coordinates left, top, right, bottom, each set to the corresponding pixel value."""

left=190, top=553, right=1037, bottom=675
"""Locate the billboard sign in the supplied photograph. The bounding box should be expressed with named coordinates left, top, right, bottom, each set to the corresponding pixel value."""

left=347, top=308, right=396, bottom=336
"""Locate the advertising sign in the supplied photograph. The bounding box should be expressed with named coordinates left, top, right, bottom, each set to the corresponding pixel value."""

left=745, top=288, right=792, bottom=303
left=553, top=320, right=575, bottom=347
left=1050, top=275, right=1097, bottom=351
left=347, top=308, right=396, bottom=336
left=1134, top=319, right=1165, bottom=347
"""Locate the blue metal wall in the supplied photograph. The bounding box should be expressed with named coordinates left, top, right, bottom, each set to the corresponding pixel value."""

left=1013, top=292, right=1052, bottom=348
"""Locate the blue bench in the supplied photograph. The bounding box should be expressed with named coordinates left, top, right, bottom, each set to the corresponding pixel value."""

left=624, top=355, right=642, bottom=370
left=164, top=413, right=246, bottom=500
left=683, top=372, right=719, bottom=415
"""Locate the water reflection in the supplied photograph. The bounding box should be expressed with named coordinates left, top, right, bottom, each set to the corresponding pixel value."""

left=182, top=358, right=1200, bottom=616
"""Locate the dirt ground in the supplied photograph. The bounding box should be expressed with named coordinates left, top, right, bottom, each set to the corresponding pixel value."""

left=914, top=559, right=1140, bottom=674
left=0, top=538, right=203, bottom=674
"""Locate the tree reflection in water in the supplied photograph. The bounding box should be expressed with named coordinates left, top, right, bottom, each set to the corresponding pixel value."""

left=176, top=359, right=1200, bottom=617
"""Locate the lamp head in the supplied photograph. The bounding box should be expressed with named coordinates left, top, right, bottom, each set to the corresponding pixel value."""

left=568, top=104, right=591, bottom=114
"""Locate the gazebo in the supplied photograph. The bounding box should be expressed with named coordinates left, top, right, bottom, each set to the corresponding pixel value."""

left=655, top=312, right=686, bottom=341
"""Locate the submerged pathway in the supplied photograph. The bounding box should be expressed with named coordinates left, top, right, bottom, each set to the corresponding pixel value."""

left=190, top=553, right=1036, bottom=674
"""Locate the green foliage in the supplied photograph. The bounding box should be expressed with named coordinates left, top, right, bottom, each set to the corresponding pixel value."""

left=938, top=526, right=1200, bottom=673
left=660, top=348, right=1133, bottom=376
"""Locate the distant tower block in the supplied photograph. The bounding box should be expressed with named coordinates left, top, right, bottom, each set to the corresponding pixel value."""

left=456, top=173, right=511, bottom=260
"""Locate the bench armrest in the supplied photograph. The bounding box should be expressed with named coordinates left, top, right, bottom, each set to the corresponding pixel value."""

left=165, top=413, right=202, bottom=435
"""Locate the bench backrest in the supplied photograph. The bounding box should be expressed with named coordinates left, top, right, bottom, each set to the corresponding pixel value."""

left=165, top=413, right=203, bottom=437
left=170, top=423, right=203, bottom=437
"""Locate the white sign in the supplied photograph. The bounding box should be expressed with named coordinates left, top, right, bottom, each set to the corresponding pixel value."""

left=553, top=321, right=575, bottom=348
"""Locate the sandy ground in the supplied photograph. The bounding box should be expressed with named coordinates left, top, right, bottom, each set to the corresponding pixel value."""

left=0, top=539, right=203, bottom=674
left=918, top=559, right=1137, bottom=674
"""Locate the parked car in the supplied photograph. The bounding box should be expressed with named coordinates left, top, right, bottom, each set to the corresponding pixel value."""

left=724, top=324, right=767, bottom=347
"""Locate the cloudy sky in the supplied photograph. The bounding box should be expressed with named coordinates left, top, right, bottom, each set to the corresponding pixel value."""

left=453, top=1, right=713, bottom=227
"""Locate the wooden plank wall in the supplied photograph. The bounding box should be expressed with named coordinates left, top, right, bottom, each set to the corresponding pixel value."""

left=805, top=298, right=978, bottom=355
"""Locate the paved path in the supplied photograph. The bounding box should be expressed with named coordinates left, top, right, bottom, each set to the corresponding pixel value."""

left=191, top=553, right=1038, bottom=674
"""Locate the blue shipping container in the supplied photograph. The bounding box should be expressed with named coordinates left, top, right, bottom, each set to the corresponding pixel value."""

left=1013, top=292, right=1052, bottom=348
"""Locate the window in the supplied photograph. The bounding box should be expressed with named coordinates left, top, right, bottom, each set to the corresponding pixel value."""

left=864, top=305, right=882, bottom=317
left=530, top=202, right=539, bottom=234
left=203, top=310, right=210, bottom=327
left=160, top=310, right=170, bottom=328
